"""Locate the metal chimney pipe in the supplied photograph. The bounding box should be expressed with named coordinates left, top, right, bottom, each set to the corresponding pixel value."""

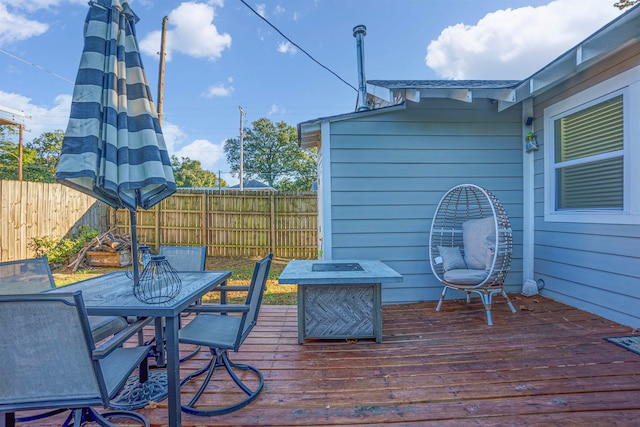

left=353, top=25, right=369, bottom=111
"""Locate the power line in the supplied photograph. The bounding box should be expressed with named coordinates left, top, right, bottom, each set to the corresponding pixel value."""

left=239, top=0, right=358, bottom=93
left=0, top=48, right=74, bottom=84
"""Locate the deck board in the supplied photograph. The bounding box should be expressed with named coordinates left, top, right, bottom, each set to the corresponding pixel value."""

left=14, top=296, right=640, bottom=426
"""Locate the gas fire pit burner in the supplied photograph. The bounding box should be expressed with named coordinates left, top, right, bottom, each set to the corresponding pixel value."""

left=312, top=262, right=364, bottom=272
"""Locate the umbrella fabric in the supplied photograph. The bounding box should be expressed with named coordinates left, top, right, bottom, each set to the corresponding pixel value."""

left=56, top=0, right=175, bottom=211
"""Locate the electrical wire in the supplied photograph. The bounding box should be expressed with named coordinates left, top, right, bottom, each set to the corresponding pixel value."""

left=0, top=48, right=74, bottom=84
left=238, top=0, right=358, bottom=93
left=3, top=5, right=357, bottom=93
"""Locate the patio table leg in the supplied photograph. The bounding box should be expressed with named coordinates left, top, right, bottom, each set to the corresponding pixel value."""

left=165, top=316, right=181, bottom=427
left=2, top=411, right=14, bottom=427
left=154, top=317, right=166, bottom=367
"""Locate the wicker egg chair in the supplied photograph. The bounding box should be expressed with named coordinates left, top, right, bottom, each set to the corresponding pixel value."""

left=429, top=184, right=516, bottom=326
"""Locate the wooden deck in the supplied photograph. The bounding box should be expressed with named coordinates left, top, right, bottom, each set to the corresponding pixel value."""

left=19, top=295, right=640, bottom=426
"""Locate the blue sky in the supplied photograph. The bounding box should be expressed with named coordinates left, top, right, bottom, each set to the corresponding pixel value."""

left=0, top=0, right=624, bottom=185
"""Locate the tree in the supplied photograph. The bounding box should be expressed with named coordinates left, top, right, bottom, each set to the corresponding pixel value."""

left=0, top=128, right=64, bottom=182
left=0, top=126, right=19, bottom=180
left=0, top=126, right=38, bottom=181
left=224, top=118, right=317, bottom=191
left=25, top=130, right=65, bottom=182
left=171, top=155, right=226, bottom=188
left=276, top=147, right=318, bottom=191
left=614, top=0, right=639, bottom=9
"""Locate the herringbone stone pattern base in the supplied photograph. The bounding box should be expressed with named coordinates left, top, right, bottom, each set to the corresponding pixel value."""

left=304, top=284, right=374, bottom=337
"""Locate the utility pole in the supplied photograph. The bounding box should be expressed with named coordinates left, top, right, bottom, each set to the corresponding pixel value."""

left=0, top=145, right=21, bottom=181
left=0, top=106, right=28, bottom=181
left=239, top=106, right=246, bottom=191
left=157, top=16, right=168, bottom=127
left=18, top=124, right=23, bottom=181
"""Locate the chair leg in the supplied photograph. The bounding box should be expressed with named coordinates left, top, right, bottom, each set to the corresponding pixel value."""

left=4, top=412, right=15, bottom=427
left=14, top=408, right=67, bottom=424
left=180, top=347, right=264, bottom=416
left=436, top=286, right=448, bottom=311
left=503, top=290, right=517, bottom=313
left=146, top=316, right=201, bottom=365
left=66, top=407, right=149, bottom=427
left=479, top=290, right=494, bottom=326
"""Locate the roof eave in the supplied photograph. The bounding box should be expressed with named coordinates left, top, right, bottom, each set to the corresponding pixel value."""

left=511, top=5, right=640, bottom=106
left=298, top=103, right=407, bottom=148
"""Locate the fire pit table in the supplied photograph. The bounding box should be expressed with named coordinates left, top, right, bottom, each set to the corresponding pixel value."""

left=278, top=259, right=403, bottom=344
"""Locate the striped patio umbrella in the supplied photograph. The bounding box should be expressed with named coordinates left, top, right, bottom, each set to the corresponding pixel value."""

left=56, top=0, right=175, bottom=282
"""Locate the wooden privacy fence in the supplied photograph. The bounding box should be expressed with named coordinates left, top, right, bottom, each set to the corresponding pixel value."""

left=114, top=189, right=318, bottom=259
left=0, top=181, right=317, bottom=262
left=0, top=180, right=109, bottom=262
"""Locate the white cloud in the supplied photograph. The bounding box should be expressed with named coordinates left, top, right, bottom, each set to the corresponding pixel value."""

left=267, top=104, right=283, bottom=116
left=425, top=0, right=624, bottom=80
left=173, top=138, right=224, bottom=171
left=203, top=83, right=234, bottom=97
left=0, top=91, right=71, bottom=143
left=158, top=120, right=188, bottom=154
left=256, top=3, right=266, bottom=18
left=161, top=121, right=227, bottom=175
left=277, top=41, right=297, bottom=55
left=1, top=0, right=85, bottom=12
left=0, top=90, right=226, bottom=178
left=139, top=2, right=231, bottom=62
left=0, top=3, right=48, bottom=45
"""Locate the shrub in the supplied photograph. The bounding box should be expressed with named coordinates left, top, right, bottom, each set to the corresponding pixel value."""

left=28, top=225, right=99, bottom=265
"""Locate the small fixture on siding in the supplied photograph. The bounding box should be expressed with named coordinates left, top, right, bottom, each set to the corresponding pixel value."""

left=525, top=116, right=538, bottom=152
left=353, top=25, right=370, bottom=111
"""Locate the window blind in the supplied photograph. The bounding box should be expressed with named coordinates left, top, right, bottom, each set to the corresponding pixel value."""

left=554, top=95, right=624, bottom=210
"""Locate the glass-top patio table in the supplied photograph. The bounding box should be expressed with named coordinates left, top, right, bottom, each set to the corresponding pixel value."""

left=48, top=270, right=231, bottom=427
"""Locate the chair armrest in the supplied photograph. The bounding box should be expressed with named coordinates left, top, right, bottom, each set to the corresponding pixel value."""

left=93, top=316, right=153, bottom=359
left=183, top=304, right=250, bottom=314
left=207, top=285, right=250, bottom=293
left=202, top=286, right=250, bottom=306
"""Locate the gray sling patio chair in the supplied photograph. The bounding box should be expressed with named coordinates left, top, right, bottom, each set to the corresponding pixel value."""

left=429, top=184, right=517, bottom=326
left=159, top=245, right=207, bottom=272
left=0, top=256, right=128, bottom=342
left=0, top=291, right=152, bottom=427
left=157, top=245, right=208, bottom=362
left=178, top=253, right=273, bottom=416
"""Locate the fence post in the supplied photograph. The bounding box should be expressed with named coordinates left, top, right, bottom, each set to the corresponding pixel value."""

left=202, top=192, right=208, bottom=252
left=270, top=192, right=276, bottom=256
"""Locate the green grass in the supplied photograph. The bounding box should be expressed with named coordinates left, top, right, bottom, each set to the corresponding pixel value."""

left=205, top=256, right=296, bottom=305
left=52, top=256, right=297, bottom=305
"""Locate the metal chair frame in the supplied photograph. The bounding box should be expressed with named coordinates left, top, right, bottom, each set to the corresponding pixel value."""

left=0, top=291, right=152, bottom=427
left=157, top=245, right=208, bottom=363
left=178, top=253, right=273, bottom=416
left=429, top=184, right=516, bottom=325
left=0, top=256, right=129, bottom=342
left=159, top=245, right=207, bottom=272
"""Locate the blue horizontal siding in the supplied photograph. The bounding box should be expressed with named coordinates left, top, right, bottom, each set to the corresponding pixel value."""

left=532, top=50, right=640, bottom=329
left=326, top=99, right=524, bottom=304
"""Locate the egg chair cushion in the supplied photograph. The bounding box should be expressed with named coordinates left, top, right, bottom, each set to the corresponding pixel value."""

left=443, top=268, right=488, bottom=285
left=462, top=216, right=495, bottom=270
left=437, top=246, right=467, bottom=271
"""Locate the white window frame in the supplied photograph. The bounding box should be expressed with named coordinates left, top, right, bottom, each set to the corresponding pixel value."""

left=544, top=66, right=640, bottom=224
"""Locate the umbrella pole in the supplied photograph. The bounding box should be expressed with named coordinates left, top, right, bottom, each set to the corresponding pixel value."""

left=130, top=209, right=139, bottom=283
